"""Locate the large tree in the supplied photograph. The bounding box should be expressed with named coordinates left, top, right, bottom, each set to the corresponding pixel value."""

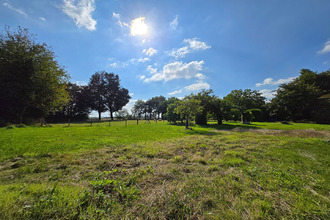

left=270, top=69, right=330, bottom=123
left=147, top=96, right=167, bottom=119
left=88, top=71, right=130, bottom=121
left=104, top=72, right=130, bottom=120
left=0, top=26, right=69, bottom=124
left=165, top=97, right=181, bottom=123
left=132, top=100, right=146, bottom=119
left=223, top=89, right=265, bottom=123
left=88, top=71, right=107, bottom=121
left=175, top=95, right=202, bottom=129
left=46, top=83, right=91, bottom=122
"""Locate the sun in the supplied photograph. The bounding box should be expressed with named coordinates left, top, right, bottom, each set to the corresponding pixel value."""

left=130, top=17, right=148, bottom=36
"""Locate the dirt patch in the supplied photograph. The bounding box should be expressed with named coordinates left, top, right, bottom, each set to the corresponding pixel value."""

left=211, top=128, right=330, bottom=139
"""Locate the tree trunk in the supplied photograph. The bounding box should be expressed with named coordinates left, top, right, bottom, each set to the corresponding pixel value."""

left=241, top=112, right=244, bottom=123
left=17, top=106, right=26, bottom=124
left=98, top=111, right=101, bottom=121
left=110, top=109, right=114, bottom=121
left=185, top=117, right=189, bottom=129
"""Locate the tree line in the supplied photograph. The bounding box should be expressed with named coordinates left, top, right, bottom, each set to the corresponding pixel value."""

left=132, top=68, right=330, bottom=128
left=0, top=27, right=130, bottom=125
left=46, top=71, right=130, bottom=123
left=1, top=27, right=329, bottom=126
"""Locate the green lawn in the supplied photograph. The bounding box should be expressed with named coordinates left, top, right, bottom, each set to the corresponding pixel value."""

left=0, top=122, right=329, bottom=219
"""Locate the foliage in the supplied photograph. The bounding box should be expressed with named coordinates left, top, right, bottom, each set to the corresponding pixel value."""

left=88, top=71, right=107, bottom=121
left=0, top=26, right=69, bottom=124
left=165, top=97, right=181, bottom=123
left=132, top=100, right=146, bottom=119
left=46, top=83, right=91, bottom=122
left=147, top=96, right=167, bottom=119
left=104, top=72, right=130, bottom=120
left=88, top=71, right=130, bottom=121
left=223, top=89, right=266, bottom=122
left=175, top=95, right=202, bottom=129
left=270, top=69, right=330, bottom=123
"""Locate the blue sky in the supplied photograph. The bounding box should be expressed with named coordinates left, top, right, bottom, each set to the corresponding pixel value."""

left=1, top=0, right=330, bottom=114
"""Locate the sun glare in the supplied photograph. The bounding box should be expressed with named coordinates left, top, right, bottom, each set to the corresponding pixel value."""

left=130, top=17, right=148, bottom=36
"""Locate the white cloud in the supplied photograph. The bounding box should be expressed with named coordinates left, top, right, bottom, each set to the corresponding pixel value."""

left=112, top=12, right=129, bottom=27
left=256, top=76, right=297, bottom=87
left=74, top=81, right=87, bottom=86
left=129, top=93, right=134, bottom=96
left=62, top=0, right=97, bottom=31
left=123, top=99, right=137, bottom=114
left=259, top=89, right=276, bottom=99
left=184, top=38, right=211, bottom=51
left=168, top=89, right=182, bottom=95
left=3, top=2, right=27, bottom=16
left=170, top=15, right=179, bottom=30
left=168, top=38, right=211, bottom=58
left=40, top=17, right=46, bottom=21
left=131, top=57, right=150, bottom=63
left=108, top=61, right=128, bottom=69
left=318, top=40, right=330, bottom=54
left=168, top=46, right=190, bottom=59
left=143, top=61, right=205, bottom=83
left=185, top=82, right=210, bottom=91
left=142, top=48, right=157, bottom=56
left=139, top=75, right=146, bottom=80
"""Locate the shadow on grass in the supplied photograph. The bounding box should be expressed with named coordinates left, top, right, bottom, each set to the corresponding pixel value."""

left=168, top=122, right=260, bottom=135
left=197, top=123, right=260, bottom=131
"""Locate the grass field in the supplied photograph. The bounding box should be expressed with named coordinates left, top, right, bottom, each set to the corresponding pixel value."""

left=0, top=121, right=329, bottom=219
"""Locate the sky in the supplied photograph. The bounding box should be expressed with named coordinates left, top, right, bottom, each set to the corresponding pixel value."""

left=1, top=0, right=330, bottom=115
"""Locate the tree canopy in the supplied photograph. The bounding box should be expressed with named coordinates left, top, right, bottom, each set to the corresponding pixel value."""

left=270, top=69, right=330, bottom=123
left=0, top=26, right=69, bottom=124
left=88, top=71, right=130, bottom=121
left=223, top=89, right=265, bottom=122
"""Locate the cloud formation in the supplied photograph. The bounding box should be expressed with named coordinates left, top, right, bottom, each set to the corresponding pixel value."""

left=259, top=89, right=276, bottom=99
left=185, top=82, right=210, bottom=91
left=142, top=61, right=205, bottom=83
left=317, top=40, right=330, bottom=54
left=168, top=38, right=211, bottom=58
left=112, top=12, right=129, bottom=27
left=170, top=15, right=179, bottom=30
left=142, top=48, right=157, bottom=56
left=62, top=0, right=97, bottom=31
left=3, top=2, right=27, bottom=16
left=168, top=89, right=182, bottom=95
left=168, top=82, right=211, bottom=95
left=131, top=57, right=150, bottom=63
left=256, top=76, right=297, bottom=87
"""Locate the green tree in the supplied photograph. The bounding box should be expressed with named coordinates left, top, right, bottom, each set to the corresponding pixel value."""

left=193, top=89, right=223, bottom=125
left=147, top=96, right=167, bottom=119
left=223, top=89, right=265, bottom=123
left=46, top=83, right=91, bottom=122
left=132, top=100, right=146, bottom=119
left=175, top=95, right=202, bottom=129
left=104, top=72, right=130, bottom=120
left=165, top=97, right=181, bottom=123
left=88, top=71, right=107, bottom=121
left=0, top=26, right=69, bottom=124
left=270, top=69, right=330, bottom=123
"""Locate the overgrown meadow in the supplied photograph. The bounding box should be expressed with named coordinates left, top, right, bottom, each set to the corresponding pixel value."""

left=0, top=122, right=329, bottom=219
